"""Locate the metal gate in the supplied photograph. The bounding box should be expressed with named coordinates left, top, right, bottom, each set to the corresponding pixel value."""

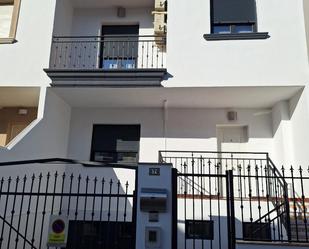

left=176, top=163, right=235, bottom=249
left=0, top=158, right=137, bottom=249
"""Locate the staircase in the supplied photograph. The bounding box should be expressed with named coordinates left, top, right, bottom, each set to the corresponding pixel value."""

left=289, top=203, right=309, bottom=241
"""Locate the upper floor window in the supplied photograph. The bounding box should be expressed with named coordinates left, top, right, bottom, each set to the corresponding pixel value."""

left=0, top=0, right=21, bottom=44
left=211, top=0, right=257, bottom=34
left=204, top=0, right=269, bottom=40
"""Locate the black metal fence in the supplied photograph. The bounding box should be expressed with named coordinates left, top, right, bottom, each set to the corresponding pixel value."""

left=49, top=35, right=166, bottom=70
left=160, top=151, right=309, bottom=247
left=0, top=159, right=137, bottom=249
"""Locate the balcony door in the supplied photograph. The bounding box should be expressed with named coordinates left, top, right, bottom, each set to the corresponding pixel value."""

left=101, top=25, right=139, bottom=69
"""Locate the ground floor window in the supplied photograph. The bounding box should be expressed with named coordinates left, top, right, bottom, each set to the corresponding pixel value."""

left=90, top=124, right=140, bottom=164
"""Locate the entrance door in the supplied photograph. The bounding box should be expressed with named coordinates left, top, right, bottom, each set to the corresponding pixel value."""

left=101, top=25, right=139, bottom=69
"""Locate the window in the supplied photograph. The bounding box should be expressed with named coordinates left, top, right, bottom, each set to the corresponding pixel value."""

left=211, top=0, right=257, bottom=34
left=185, top=220, right=214, bottom=240
left=90, top=124, right=140, bottom=164
left=100, top=25, right=139, bottom=69
left=204, top=0, right=268, bottom=40
left=243, top=222, right=271, bottom=241
left=66, top=221, right=134, bottom=249
left=0, top=0, right=21, bottom=43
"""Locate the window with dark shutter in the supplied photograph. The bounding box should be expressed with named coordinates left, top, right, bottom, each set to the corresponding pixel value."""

left=211, top=0, right=257, bottom=34
left=90, top=124, right=140, bottom=164
left=204, top=0, right=269, bottom=40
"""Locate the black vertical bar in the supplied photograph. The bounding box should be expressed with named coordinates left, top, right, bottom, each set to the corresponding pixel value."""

left=115, top=180, right=120, bottom=222
left=98, top=178, right=105, bottom=249
left=273, top=167, right=280, bottom=240
left=108, top=179, right=113, bottom=221
left=114, top=180, right=120, bottom=249
left=91, top=177, right=97, bottom=222
left=171, top=168, right=178, bottom=249
left=184, top=161, right=187, bottom=249
left=264, top=165, right=271, bottom=233
left=38, top=172, right=50, bottom=249
left=0, top=177, right=12, bottom=249
left=14, top=175, right=26, bottom=249
left=291, top=166, right=299, bottom=241
left=200, top=157, right=204, bottom=249
left=31, top=173, right=42, bottom=249
left=83, top=176, right=89, bottom=221
left=217, top=164, right=222, bottom=249
left=67, top=174, right=74, bottom=217
left=75, top=175, right=81, bottom=221
left=6, top=176, right=19, bottom=249
left=238, top=165, right=244, bottom=229
left=208, top=160, right=213, bottom=249
left=255, top=165, right=262, bottom=235
left=226, top=171, right=232, bottom=249
left=23, top=174, right=35, bottom=249
left=282, top=167, right=291, bottom=242
left=123, top=181, right=128, bottom=222
left=132, top=168, right=138, bottom=249
left=191, top=155, right=196, bottom=249
left=50, top=172, right=58, bottom=215
left=229, top=170, right=236, bottom=249
left=106, top=179, right=113, bottom=249
left=58, top=173, right=66, bottom=216
left=299, top=166, right=308, bottom=241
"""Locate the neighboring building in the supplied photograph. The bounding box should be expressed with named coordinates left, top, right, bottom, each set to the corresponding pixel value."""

left=0, top=0, right=309, bottom=249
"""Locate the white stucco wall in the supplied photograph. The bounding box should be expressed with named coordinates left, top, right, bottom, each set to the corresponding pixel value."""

left=288, top=87, right=309, bottom=166
left=164, top=0, right=309, bottom=87
left=53, top=0, right=74, bottom=36
left=0, top=0, right=56, bottom=86
left=67, top=107, right=274, bottom=163
left=70, top=7, right=154, bottom=36
left=0, top=89, right=71, bottom=162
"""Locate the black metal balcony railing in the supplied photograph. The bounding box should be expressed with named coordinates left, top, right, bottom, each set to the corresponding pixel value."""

left=49, top=35, right=166, bottom=70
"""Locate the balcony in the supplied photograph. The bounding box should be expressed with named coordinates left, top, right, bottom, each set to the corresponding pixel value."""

left=44, top=35, right=167, bottom=87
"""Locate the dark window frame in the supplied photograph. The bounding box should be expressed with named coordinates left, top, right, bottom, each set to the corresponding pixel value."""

left=99, top=25, right=140, bottom=69
left=90, top=124, right=141, bottom=164
left=242, top=222, right=272, bottom=241
left=205, top=0, right=269, bottom=41
left=185, top=220, right=214, bottom=240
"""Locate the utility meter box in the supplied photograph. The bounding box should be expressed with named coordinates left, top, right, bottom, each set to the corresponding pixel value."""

left=135, top=163, right=173, bottom=249
left=140, top=188, right=168, bottom=212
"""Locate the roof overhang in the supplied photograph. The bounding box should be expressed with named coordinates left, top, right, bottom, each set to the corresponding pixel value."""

left=50, top=86, right=303, bottom=109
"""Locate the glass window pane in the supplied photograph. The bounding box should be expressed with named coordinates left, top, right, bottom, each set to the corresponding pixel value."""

left=213, top=25, right=231, bottom=34
left=0, top=4, right=14, bottom=38
left=235, top=24, right=253, bottom=33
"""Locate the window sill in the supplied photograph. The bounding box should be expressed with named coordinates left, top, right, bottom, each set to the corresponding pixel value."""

left=0, top=37, right=17, bottom=44
left=203, top=32, right=269, bottom=41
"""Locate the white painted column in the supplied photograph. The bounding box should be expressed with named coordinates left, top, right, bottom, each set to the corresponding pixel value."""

left=271, top=100, right=294, bottom=166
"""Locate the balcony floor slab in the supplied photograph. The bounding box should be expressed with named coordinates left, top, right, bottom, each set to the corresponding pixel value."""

left=44, top=69, right=167, bottom=87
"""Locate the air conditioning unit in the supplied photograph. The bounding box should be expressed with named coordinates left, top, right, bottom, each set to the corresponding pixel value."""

left=155, top=0, right=166, bottom=11
left=153, top=12, right=166, bottom=34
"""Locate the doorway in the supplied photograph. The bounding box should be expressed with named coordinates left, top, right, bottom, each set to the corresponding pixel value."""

left=100, top=25, right=139, bottom=69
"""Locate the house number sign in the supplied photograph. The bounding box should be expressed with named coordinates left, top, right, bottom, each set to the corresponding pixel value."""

left=149, top=168, right=160, bottom=176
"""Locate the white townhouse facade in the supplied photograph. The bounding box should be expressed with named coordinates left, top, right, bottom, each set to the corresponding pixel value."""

left=0, top=0, right=309, bottom=249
